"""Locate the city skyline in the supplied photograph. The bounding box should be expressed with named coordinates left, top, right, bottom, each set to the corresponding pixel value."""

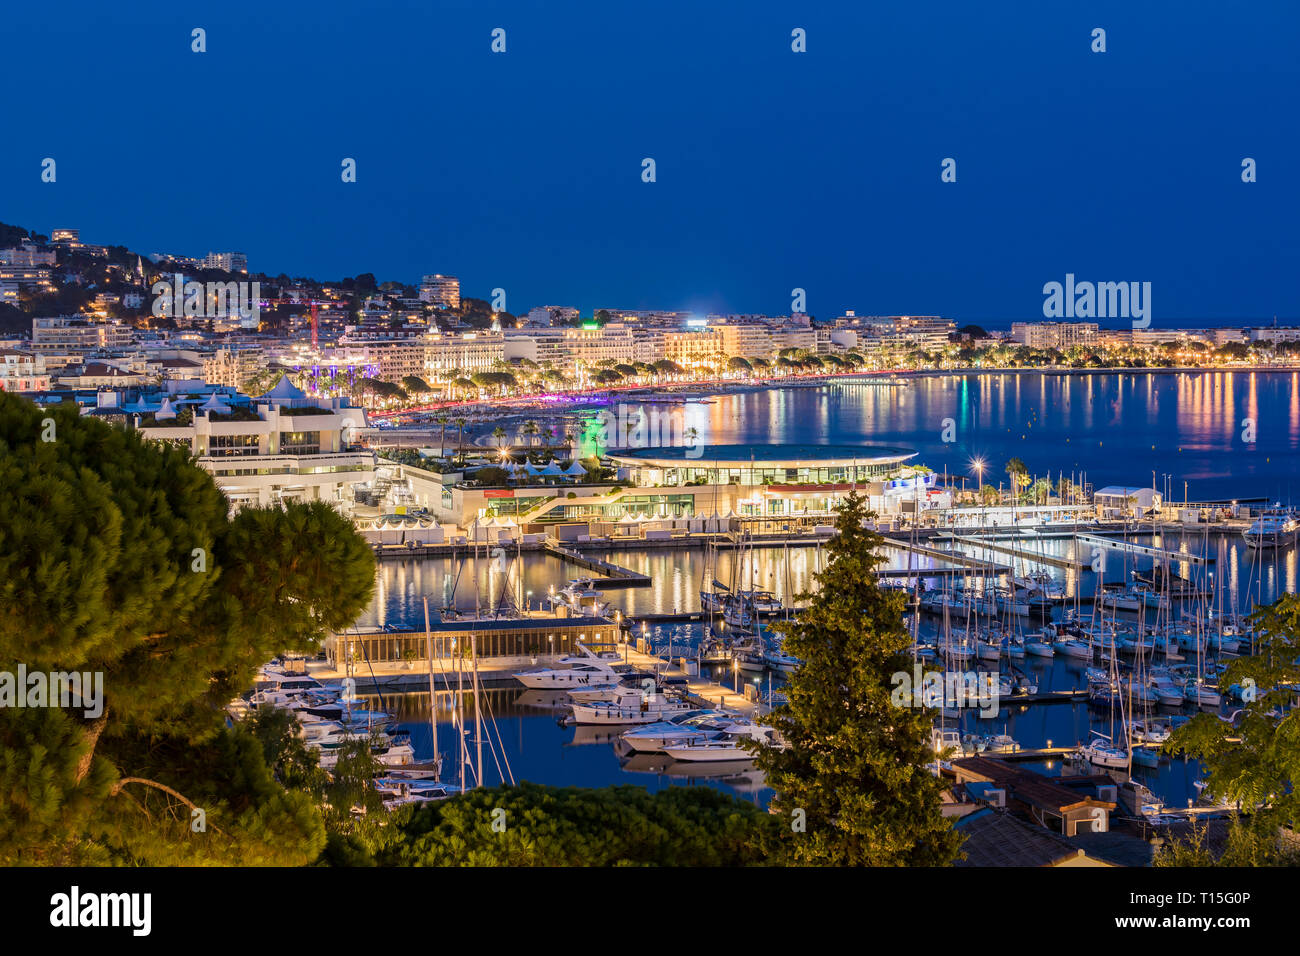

left=3, top=0, right=1297, bottom=322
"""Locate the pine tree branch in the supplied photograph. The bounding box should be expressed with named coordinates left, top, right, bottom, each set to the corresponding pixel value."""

left=74, top=709, right=109, bottom=785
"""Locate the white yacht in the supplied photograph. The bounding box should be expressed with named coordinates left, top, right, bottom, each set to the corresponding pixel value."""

left=662, top=725, right=782, bottom=762
left=620, top=711, right=751, bottom=753
left=568, top=691, right=695, bottom=725
left=1243, top=509, right=1300, bottom=549
left=514, top=645, right=626, bottom=690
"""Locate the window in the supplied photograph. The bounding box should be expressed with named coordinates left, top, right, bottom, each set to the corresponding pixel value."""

left=279, top=430, right=321, bottom=455
left=209, top=433, right=260, bottom=457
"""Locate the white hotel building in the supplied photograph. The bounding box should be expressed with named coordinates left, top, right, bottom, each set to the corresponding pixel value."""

left=136, top=376, right=374, bottom=512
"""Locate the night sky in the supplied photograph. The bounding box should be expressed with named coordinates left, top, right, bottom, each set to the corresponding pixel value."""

left=3, top=0, right=1297, bottom=324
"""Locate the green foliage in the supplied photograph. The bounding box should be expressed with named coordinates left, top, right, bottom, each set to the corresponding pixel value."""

left=1154, top=815, right=1300, bottom=867
left=0, top=391, right=375, bottom=863
left=754, top=491, right=964, bottom=865
left=325, top=782, right=778, bottom=866
left=1165, top=594, right=1300, bottom=846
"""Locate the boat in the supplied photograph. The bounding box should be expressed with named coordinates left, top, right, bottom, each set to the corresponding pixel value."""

left=552, top=578, right=611, bottom=617
left=735, top=589, right=783, bottom=615
left=731, top=636, right=767, bottom=672
left=568, top=691, right=695, bottom=725
left=931, top=726, right=963, bottom=756
left=763, top=645, right=801, bottom=675
left=1130, top=746, right=1161, bottom=769
left=1183, top=679, right=1222, bottom=708
left=1075, top=733, right=1129, bottom=769
left=1242, top=508, right=1300, bottom=549
left=1056, top=638, right=1094, bottom=661
left=1024, top=634, right=1056, bottom=658
left=662, top=726, right=783, bottom=762
left=619, top=710, right=747, bottom=753
left=981, top=733, right=1021, bottom=754
left=373, top=776, right=461, bottom=803
left=514, top=645, right=626, bottom=689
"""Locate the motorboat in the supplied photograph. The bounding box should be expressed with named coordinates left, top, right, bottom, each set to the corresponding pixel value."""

left=552, top=578, right=611, bottom=617
left=662, top=725, right=783, bottom=762
left=568, top=692, right=695, bottom=725
left=514, top=645, right=627, bottom=689
left=1243, top=509, right=1300, bottom=549
left=619, top=711, right=748, bottom=753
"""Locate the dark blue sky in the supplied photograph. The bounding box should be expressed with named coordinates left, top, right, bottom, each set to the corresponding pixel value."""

left=3, top=0, right=1296, bottom=324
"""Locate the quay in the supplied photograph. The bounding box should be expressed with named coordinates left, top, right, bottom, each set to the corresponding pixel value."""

left=942, top=534, right=1089, bottom=571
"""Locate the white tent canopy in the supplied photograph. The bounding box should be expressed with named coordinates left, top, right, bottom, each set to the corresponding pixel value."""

left=199, top=392, right=232, bottom=415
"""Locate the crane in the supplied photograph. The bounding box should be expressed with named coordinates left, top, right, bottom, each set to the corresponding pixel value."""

left=261, top=297, right=334, bottom=348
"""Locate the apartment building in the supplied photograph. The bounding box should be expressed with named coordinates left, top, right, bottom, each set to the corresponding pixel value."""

left=0, top=265, right=56, bottom=293
left=419, top=274, right=460, bottom=309
left=0, top=243, right=57, bottom=267
left=30, top=316, right=136, bottom=354
left=0, top=348, right=51, bottom=392
left=202, top=347, right=264, bottom=388
left=836, top=315, right=956, bottom=350
left=1009, top=321, right=1100, bottom=349
left=363, top=337, right=434, bottom=382
left=524, top=306, right=579, bottom=327
left=201, top=252, right=249, bottom=274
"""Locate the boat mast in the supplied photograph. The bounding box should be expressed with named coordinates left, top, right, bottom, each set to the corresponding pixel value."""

left=473, top=631, right=483, bottom=788
left=423, top=597, right=440, bottom=778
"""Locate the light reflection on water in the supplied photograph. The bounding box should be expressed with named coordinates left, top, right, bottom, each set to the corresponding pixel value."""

left=358, top=373, right=1300, bottom=809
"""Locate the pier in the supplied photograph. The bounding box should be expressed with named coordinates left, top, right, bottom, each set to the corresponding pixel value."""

left=1074, top=533, right=1213, bottom=566
left=542, top=543, right=651, bottom=587
left=879, top=535, right=1011, bottom=575
left=943, top=534, right=1089, bottom=571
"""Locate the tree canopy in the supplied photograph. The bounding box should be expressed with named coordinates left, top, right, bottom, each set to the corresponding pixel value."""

left=753, top=490, right=963, bottom=865
left=0, top=392, right=376, bottom=864
left=325, top=782, right=779, bottom=866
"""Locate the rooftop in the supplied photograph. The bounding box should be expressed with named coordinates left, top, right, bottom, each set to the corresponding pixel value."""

left=607, top=442, right=917, bottom=466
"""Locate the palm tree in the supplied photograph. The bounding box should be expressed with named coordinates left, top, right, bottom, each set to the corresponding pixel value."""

left=523, top=419, right=539, bottom=448
left=454, top=417, right=468, bottom=466
left=492, top=426, right=508, bottom=452
left=1004, top=457, right=1029, bottom=504
left=434, top=414, right=449, bottom=460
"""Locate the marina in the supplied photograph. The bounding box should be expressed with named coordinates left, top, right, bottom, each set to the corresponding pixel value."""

left=227, top=372, right=1300, bottom=845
